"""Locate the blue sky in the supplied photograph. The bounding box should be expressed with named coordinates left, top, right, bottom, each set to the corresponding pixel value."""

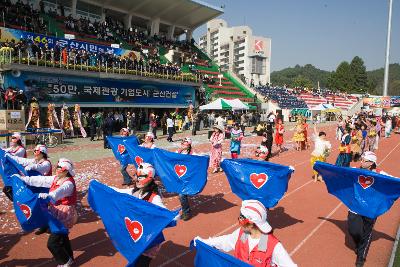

left=193, top=0, right=400, bottom=72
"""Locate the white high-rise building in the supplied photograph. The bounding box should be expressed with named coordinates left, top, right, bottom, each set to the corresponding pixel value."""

left=199, top=19, right=271, bottom=86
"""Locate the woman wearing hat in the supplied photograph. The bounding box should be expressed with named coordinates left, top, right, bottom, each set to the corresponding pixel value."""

left=140, top=132, right=157, bottom=149
left=112, top=163, right=166, bottom=266
left=5, top=132, right=27, bottom=158
left=194, top=200, right=297, bottom=267
left=16, top=158, right=78, bottom=266
left=8, top=144, right=52, bottom=176
left=209, top=124, right=225, bottom=173
left=176, top=137, right=194, bottom=221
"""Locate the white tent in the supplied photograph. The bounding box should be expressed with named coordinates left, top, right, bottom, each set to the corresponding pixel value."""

left=199, top=98, right=249, bottom=111
left=199, top=98, right=232, bottom=111
left=224, top=99, right=249, bottom=110
left=311, top=103, right=340, bottom=112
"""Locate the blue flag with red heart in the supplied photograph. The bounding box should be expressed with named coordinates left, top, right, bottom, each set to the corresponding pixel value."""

left=107, top=136, right=139, bottom=166
left=191, top=240, right=252, bottom=267
left=125, top=143, right=155, bottom=168
left=221, top=159, right=294, bottom=208
left=0, top=149, right=27, bottom=186
left=152, top=148, right=209, bottom=195
left=87, top=180, right=179, bottom=266
left=314, top=161, right=400, bottom=218
left=11, top=175, right=67, bottom=234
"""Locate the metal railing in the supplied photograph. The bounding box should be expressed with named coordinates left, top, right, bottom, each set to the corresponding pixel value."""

left=0, top=49, right=200, bottom=83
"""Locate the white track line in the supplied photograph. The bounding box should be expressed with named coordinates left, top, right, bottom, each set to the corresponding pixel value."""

left=289, top=202, right=343, bottom=256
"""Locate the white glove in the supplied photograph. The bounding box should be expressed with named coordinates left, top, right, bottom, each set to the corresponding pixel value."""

left=38, top=193, right=49, bottom=199
left=25, top=165, right=33, bottom=171
left=193, top=236, right=204, bottom=246
left=289, top=165, right=295, bottom=172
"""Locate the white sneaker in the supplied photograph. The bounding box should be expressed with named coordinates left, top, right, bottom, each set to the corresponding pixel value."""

left=57, top=258, right=74, bottom=267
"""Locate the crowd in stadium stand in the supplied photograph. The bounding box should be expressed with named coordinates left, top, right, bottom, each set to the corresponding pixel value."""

left=255, top=86, right=308, bottom=109
left=1, top=0, right=47, bottom=34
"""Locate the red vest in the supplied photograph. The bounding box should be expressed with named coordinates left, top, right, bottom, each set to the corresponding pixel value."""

left=234, top=229, right=279, bottom=267
left=49, top=177, right=77, bottom=206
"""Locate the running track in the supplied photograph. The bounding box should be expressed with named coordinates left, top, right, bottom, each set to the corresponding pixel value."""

left=0, top=124, right=399, bottom=266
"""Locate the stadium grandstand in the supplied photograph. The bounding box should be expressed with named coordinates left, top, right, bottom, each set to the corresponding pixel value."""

left=0, top=0, right=264, bottom=111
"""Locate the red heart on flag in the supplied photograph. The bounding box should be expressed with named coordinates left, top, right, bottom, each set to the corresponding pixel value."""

left=358, top=175, right=374, bottom=189
left=125, top=217, right=143, bottom=242
left=250, top=173, right=268, bottom=189
left=118, top=144, right=126, bottom=154
left=174, top=164, right=187, bottom=178
left=135, top=156, right=143, bottom=166
left=17, top=202, right=32, bottom=220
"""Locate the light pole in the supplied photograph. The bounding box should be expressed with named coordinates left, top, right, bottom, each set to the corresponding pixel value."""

left=383, top=0, right=393, bottom=96
left=218, top=74, right=223, bottom=86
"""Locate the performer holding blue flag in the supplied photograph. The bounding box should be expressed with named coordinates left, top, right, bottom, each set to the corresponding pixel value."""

left=1, top=132, right=27, bottom=201
left=194, top=200, right=297, bottom=267
left=107, top=133, right=139, bottom=186
left=140, top=132, right=157, bottom=149
left=98, top=163, right=176, bottom=267
left=15, top=158, right=78, bottom=266
left=314, top=151, right=399, bottom=267
left=8, top=144, right=53, bottom=235
left=221, top=159, right=294, bottom=208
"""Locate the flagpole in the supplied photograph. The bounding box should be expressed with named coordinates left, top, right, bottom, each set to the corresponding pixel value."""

left=383, top=0, right=393, bottom=96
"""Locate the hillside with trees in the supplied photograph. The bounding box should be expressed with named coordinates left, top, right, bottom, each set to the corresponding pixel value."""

left=271, top=58, right=400, bottom=96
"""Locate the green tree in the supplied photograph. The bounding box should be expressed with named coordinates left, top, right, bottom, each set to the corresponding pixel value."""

left=293, top=75, right=313, bottom=88
left=350, top=56, right=368, bottom=93
left=329, top=61, right=353, bottom=92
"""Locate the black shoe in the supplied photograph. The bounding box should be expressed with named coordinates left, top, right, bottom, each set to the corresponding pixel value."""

left=181, top=213, right=191, bottom=221
left=35, top=226, right=49, bottom=235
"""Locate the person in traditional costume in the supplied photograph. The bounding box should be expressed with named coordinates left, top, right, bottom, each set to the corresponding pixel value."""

left=209, top=125, right=225, bottom=173
left=230, top=123, right=244, bottom=159
left=292, top=119, right=305, bottom=151
left=275, top=119, right=284, bottom=155
left=335, top=127, right=352, bottom=167
left=310, top=124, right=331, bottom=182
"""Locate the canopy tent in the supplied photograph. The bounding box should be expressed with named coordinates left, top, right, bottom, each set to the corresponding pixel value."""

left=311, top=103, right=341, bottom=113
left=224, top=99, right=249, bottom=110
left=199, top=98, right=249, bottom=111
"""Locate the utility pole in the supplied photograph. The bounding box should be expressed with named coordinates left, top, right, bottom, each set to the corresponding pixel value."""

left=383, top=0, right=393, bottom=96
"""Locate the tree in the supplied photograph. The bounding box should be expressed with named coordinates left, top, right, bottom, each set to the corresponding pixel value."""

left=329, top=61, right=353, bottom=92
left=293, top=75, right=313, bottom=88
left=350, top=56, right=368, bottom=93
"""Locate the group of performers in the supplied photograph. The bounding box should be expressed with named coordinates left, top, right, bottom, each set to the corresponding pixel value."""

left=1, top=109, right=399, bottom=267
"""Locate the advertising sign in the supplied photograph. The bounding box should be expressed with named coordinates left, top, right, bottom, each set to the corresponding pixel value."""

left=4, top=71, right=195, bottom=107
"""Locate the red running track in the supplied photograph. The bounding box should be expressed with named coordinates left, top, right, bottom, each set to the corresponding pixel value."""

left=0, top=124, right=399, bottom=267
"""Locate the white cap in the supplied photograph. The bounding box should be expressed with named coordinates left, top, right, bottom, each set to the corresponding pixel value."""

left=145, top=132, right=154, bottom=139
left=11, top=132, right=22, bottom=141
left=57, top=158, right=75, bottom=176
left=34, top=144, right=48, bottom=155
left=362, top=151, right=377, bottom=164
left=240, top=200, right=272, bottom=233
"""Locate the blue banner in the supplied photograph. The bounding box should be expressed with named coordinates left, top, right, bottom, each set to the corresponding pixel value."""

left=4, top=70, right=196, bottom=107
left=221, top=159, right=293, bottom=208
left=314, top=161, right=400, bottom=218
left=0, top=26, right=130, bottom=56
left=88, top=180, right=178, bottom=266
left=107, top=136, right=139, bottom=166
left=12, top=175, right=67, bottom=234
left=0, top=149, right=27, bottom=186
left=153, top=148, right=209, bottom=195
left=125, top=143, right=155, bottom=168
left=191, top=240, right=252, bottom=267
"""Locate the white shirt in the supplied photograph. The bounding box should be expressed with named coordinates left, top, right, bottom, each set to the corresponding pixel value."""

left=5, top=146, right=26, bottom=158
left=311, top=135, right=331, bottom=157
left=215, top=117, right=225, bottom=127
left=18, top=175, right=74, bottom=202
left=9, top=155, right=52, bottom=175
left=200, top=228, right=297, bottom=267
left=167, top=118, right=174, bottom=128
